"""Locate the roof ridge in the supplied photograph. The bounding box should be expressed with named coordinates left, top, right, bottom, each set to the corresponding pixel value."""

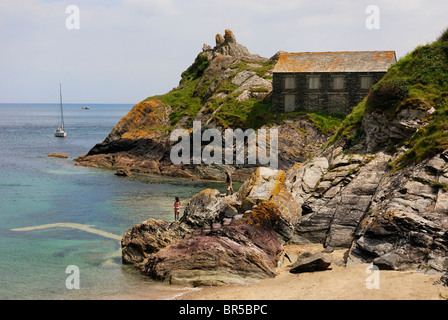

left=283, top=50, right=395, bottom=54
left=273, top=50, right=397, bottom=73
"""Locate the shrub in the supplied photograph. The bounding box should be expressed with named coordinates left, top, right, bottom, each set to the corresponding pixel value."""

left=437, top=27, right=448, bottom=43
left=180, top=54, right=210, bottom=83
left=366, top=78, right=410, bottom=112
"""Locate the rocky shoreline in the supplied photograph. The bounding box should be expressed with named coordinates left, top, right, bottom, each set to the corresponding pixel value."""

left=121, top=168, right=289, bottom=285
left=75, top=29, right=448, bottom=289
left=118, top=93, right=448, bottom=284
left=120, top=153, right=448, bottom=286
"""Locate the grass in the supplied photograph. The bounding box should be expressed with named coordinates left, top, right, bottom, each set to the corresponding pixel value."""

left=331, top=27, right=448, bottom=169
left=206, top=92, right=344, bottom=133
left=385, top=32, right=448, bottom=169
left=141, top=49, right=346, bottom=138
left=145, top=79, right=203, bottom=128
left=330, top=98, right=367, bottom=145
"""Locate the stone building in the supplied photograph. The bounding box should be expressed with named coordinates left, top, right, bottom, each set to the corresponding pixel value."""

left=272, top=51, right=397, bottom=115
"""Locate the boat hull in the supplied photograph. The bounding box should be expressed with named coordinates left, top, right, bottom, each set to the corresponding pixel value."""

left=54, top=131, right=66, bottom=138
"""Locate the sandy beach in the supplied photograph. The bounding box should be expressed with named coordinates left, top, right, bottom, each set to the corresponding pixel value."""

left=107, top=244, right=447, bottom=300
left=174, top=244, right=448, bottom=301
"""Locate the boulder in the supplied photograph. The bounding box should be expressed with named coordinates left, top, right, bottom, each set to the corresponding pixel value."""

left=231, top=70, right=257, bottom=86
left=121, top=166, right=302, bottom=285
left=215, top=33, right=225, bottom=46
left=290, top=252, right=333, bottom=273
left=48, top=152, right=68, bottom=158
left=115, top=168, right=132, bottom=177
left=224, top=29, right=236, bottom=43
left=438, top=273, right=448, bottom=287
left=238, top=167, right=286, bottom=202
left=233, top=74, right=272, bottom=95
left=237, top=167, right=301, bottom=242
left=181, top=189, right=238, bottom=228
left=144, top=210, right=283, bottom=286
left=121, top=219, right=185, bottom=265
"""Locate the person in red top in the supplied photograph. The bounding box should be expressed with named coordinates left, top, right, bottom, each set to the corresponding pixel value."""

left=173, top=196, right=181, bottom=222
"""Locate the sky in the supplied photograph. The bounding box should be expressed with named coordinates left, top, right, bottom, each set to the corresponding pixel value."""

left=1, top=0, right=447, bottom=104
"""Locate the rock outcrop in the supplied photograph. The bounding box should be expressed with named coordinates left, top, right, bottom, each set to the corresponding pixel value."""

left=121, top=219, right=186, bottom=265
left=281, top=144, right=448, bottom=271
left=75, top=30, right=332, bottom=182
left=48, top=152, right=68, bottom=158
left=144, top=216, right=283, bottom=285
left=121, top=167, right=297, bottom=285
left=348, top=151, right=448, bottom=271
left=286, top=149, right=390, bottom=248
left=120, top=28, right=448, bottom=284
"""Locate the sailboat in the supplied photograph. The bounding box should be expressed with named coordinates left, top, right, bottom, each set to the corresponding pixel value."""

left=54, top=84, right=66, bottom=138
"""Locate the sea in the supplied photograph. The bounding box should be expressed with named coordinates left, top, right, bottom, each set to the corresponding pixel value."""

left=0, top=103, right=229, bottom=300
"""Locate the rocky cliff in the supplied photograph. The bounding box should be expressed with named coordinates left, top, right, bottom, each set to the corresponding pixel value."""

left=75, top=30, right=338, bottom=181
left=120, top=28, right=448, bottom=284
left=285, top=29, right=448, bottom=271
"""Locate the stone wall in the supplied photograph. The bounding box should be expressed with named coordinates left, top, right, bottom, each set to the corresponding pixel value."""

left=272, top=72, right=385, bottom=115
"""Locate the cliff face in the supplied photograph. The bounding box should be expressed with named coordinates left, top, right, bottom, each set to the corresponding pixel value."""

left=120, top=28, right=448, bottom=283
left=284, top=30, right=448, bottom=271
left=75, top=30, right=336, bottom=181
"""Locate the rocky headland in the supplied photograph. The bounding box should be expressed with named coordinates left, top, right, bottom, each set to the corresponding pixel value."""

left=75, top=30, right=335, bottom=182
left=79, top=29, right=448, bottom=289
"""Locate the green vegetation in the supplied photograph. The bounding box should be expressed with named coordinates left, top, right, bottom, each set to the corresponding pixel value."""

left=206, top=92, right=344, bottom=132
left=330, top=98, right=367, bottom=145
left=306, top=112, right=345, bottom=135
left=146, top=78, right=203, bottom=127
left=384, top=29, right=448, bottom=169
left=180, top=54, right=210, bottom=84
left=332, top=27, right=448, bottom=169
left=141, top=27, right=448, bottom=172
left=144, top=53, right=211, bottom=128
left=144, top=53, right=343, bottom=135
left=366, top=78, right=410, bottom=115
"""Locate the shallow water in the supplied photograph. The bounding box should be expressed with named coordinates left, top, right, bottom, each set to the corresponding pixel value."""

left=0, top=103, right=228, bottom=299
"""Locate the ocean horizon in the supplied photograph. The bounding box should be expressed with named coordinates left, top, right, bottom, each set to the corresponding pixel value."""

left=0, top=103, right=226, bottom=299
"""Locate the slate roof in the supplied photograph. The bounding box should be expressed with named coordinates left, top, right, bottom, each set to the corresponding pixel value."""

left=273, top=51, right=397, bottom=73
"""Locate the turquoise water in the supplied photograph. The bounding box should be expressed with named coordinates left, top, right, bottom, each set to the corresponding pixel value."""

left=0, top=103, right=227, bottom=299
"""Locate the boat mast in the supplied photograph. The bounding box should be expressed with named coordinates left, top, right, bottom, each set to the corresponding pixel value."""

left=59, top=83, right=65, bottom=129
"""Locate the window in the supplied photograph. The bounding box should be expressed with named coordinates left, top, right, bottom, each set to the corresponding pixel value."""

left=308, top=76, right=320, bottom=89
left=360, top=76, right=373, bottom=90
left=284, top=77, right=296, bottom=90
left=332, top=76, right=345, bottom=90
left=284, top=94, right=296, bottom=112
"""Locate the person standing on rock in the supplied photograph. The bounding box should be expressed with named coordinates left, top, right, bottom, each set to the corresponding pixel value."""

left=225, top=170, right=234, bottom=196
left=173, top=196, right=181, bottom=222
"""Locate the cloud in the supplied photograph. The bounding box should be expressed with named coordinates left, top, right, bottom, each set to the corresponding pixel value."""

left=1, top=0, right=447, bottom=103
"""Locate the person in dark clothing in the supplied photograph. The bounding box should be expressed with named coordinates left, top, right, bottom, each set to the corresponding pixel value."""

left=225, top=170, right=234, bottom=196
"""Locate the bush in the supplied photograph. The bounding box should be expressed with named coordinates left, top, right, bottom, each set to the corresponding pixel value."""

left=180, top=54, right=210, bottom=83
left=437, top=27, right=448, bottom=43
left=366, top=78, right=410, bottom=112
